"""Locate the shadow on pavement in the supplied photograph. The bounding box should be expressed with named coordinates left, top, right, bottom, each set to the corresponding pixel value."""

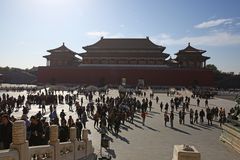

left=106, top=148, right=116, bottom=158
left=104, top=134, right=114, bottom=142
left=144, top=125, right=160, bottom=132
left=134, top=123, right=144, bottom=129
left=134, top=115, right=141, bottom=119
left=111, top=133, right=130, bottom=144
left=146, top=115, right=153, bottom=118
left=184, top=124, right=201, bottom=130
left=122, top=124, right=133, bottom=130
left=194, top=123, right=211, bottom=130
left=149, top=111, right=160, bottom=114
left=133, top=118, right=143, bottom=124
left=118, top=134, right=130, bottom=144
left=120, top=125, right=129, bottom=131
left=172, top=127, right=191, bottom=135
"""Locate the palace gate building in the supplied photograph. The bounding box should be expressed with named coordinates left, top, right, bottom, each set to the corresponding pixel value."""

left=38, top=37, right=214, bottom=87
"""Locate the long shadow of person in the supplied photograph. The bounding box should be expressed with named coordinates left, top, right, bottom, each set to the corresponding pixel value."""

left=106, top=148, right=116, bottom=158
left=120, top=125, right=128, bottom=131
left=134, top=123, right=144, bottom=129
left=112, top=132, right=130, bottom=144
left=144, top=125, right=160, bottom=132
left=172, top=127, right=191, bottom=135
left=122, top=124, right=134, bottom=130
left=117, top=134, right=130, bottom=144
left=184, top=124, right=201, bottom=131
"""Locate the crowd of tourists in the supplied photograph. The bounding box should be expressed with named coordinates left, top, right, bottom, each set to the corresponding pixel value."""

left=162, top=96, right=227, bottom=128
left=0, top=87, right=230, bottom=150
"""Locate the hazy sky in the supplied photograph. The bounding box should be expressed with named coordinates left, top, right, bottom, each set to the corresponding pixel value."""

left=1, top=0, right=240, bottom=73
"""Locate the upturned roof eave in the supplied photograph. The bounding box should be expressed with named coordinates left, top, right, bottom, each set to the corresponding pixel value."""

left=43, top=55, right=50, bottom=59
left=47, top=43, right=78, bottom=55
left=82, top=37, right=166, bottom=51
left=82, top=47, right=165, bottom=51
left=78, top=52, right=170, bottom=59
left=175, top=50, right=206, bottom=55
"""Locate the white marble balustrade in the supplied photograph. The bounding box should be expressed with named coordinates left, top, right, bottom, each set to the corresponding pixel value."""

left=0, top=120, right=95, bottom=160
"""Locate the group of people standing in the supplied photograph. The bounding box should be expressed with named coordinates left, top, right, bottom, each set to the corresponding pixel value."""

left=0, top=87, right=230, bottom=150
left=162, top=95, right=227, bottom=128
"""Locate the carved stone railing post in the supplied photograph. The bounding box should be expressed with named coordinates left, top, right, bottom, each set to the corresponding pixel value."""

left=82, top=129, right=94, bottom=157
left=70, top=127, right=77, bottom=142
left=82, top=129, right=88, bottom=142
left=82, top=129, right=89, bottom=157
left=70, top=127, right=77, bottom=160
left=49, top=125, right=59, bottom=160
left=10, top=120, right=29, bottom=160
left=172, top=144, right=201, bottom=160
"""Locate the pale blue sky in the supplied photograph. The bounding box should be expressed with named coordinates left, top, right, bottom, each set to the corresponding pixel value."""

left=0, top=0, right=240, bottom=73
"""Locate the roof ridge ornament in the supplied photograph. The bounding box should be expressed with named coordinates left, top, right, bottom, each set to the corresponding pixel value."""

left=63, top=42, right=65, bottom=46
left=188, top=42, right=190, bottom=46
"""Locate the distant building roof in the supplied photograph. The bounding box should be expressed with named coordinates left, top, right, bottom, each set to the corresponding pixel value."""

left=175, top=43, right=210, bottom=61
left=175, top=43, right=206, bottom=55
left=44, top=43, right=79, bottom=59
left=47, top=43, right=78, bottom=54
left=81, top=37, right=169, bottom=59
left=79, top=52, right=169, bottom=58
left=82, top=37, right=166, bottom=51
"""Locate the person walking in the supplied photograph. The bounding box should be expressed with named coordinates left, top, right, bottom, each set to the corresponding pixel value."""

left=179, top=110, right=182, bottom=124
left=81, top=111, right=88, bottom=128
left=164, top=111, right=169, bottom=127
left=205, top=99, right=208, bottom=107
left=160, top=102, right=163, bottom=112
left=93, top=112, right=100, bottom=128
left=182, top=110, right=185, bottom=124
left=199, top=109, right=205, bottom=124
left=141, top=111, right=147, bottom=126
left=194, top=110, right=199, bottom=124
left=206, top=107, right=212, bottom=125
left=156, top=96, right=159, bottom=103
left=190, top=108, right=194, bottom=124
left=197, top=98, right=200, bottom=107
left=76, top=119, right=83, bottom=141
left=170, top=111, right=174, bottom=128
left=68, top=98, right=73, bottom=111
left=165, top=103, right=169, bottom=112
left=149, top=100, right=152, bottom=112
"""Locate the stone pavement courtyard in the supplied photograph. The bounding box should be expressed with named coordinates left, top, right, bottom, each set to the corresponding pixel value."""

left=1, top=88, right=240, bottom=160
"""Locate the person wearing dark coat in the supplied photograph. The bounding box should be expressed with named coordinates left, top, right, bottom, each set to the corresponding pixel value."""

left=42, top=122, right=50, bottom=145
left=59, top=120, right=69, bottom=142
left=81, top=111, right=88, bottom=128
left=1, top=114, right=13, bottom=149
left=76, top=119, right=83, bottom=141
left=0, top=123, right=3, bottom=149
left=29, top=116, right=44, bottom=146
left=170, top=111, right=174, bottom=128
left=199, top=109, right=205, bottom=124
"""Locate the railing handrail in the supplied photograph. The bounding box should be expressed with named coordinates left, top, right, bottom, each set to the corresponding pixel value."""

left=226, top=118, right=240, bottom=125
left=0, top=120, right=95, bottom=160
left=0, top=149, right=19, bottom=160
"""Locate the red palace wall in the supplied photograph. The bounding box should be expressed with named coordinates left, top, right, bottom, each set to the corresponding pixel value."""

left=37, top=66, right=214, bottom=87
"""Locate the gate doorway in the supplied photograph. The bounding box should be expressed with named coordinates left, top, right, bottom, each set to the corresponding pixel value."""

left=121, top=78, right=126, bottom=86
left=137, top=79, right=144, bottom=88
